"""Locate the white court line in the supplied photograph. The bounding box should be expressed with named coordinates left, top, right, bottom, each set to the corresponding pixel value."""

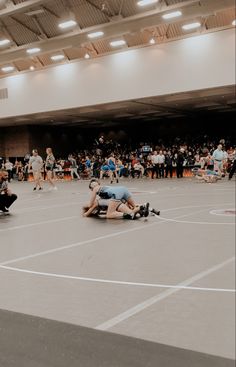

left=96, top=257, right=235, bottom=331
left=0, top=205, right=232, bottom=262
left=15, top=201, right=84, bottom=214
left=160, top=203, right=232, bottom=213
left=15, top=192, right=85, bottom=205
left=158, top=215, right=234, bottom=225
left=0, top=221, right=159, bottom=266
left=0, top=216, right=77, bottom=233
left=210, top=209, right=235, bottom=217
left=13, top=200, right=232, bottom=216
left=0, top=264, right=234, bottom=293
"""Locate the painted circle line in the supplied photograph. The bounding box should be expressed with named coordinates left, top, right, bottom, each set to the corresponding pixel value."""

left=158, top=203, right=234, bottom=225
left=0, top=265, right=235, bottom=293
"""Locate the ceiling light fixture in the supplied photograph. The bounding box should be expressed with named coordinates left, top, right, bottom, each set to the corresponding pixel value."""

left=1, top=66, right=15, bottom=72
left=58, top=20, right=77, bottom=29
left=149, top=38, right=155, bottom=44
left=29, top=66, right=35, bottom=71
left=232, top=20, right=236, bottom=26
left=84, top=53, right=90, bottom=59
left=88, top=31, right=104, bottom=39
left=137, top=0, right=158, bottom=6
left=110, top=40, right=126, bottom=47
left=27, top=47, right=41, bottom=54
left=162, top=11, right=182, bottom=19
left=51, top=54, right=65, bottom=61
left=0, top=39, right=10, bottom=46
left=182, top=22, right=201, bottom=30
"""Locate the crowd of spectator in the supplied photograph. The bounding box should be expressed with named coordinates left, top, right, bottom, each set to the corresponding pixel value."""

left=0, top=136, right=235, bottom=182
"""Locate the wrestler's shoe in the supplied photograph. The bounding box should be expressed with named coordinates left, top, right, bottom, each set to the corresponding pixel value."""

left=151, top=208, right=160, bottom=216
left=139, top=204, right=147, bottom=217
left=0, top=206, right=9, bottom=214
left=143, top=202, right=150, bottom=217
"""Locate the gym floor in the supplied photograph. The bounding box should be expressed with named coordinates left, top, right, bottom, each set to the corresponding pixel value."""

left=0, top=177, right=235, bottom=367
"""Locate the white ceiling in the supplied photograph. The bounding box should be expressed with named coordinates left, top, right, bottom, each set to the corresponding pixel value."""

left=0, top=0, right=235, bottom=127
left=0, top=0, right=235, bottom=75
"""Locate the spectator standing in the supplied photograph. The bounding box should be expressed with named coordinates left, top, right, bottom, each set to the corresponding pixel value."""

left=68, top=154, right=80, bottom=180
left=212, top=144, right=224, bottom=173
left=28, top=149, right=43, bottom=191
left=4, top=159, right=13, bottom=182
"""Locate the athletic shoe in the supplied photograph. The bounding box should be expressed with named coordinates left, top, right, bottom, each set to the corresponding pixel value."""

left=151, top=208, right=160, bottom=216
left=139, top=205, right=145, bottom=217
left=39, top=187, right=43, bottom=190
left=33, top=187, right=37, bottom=191
left=143, top=202, right=150, bottom=217
left=0, top=207, right=9, bottom=213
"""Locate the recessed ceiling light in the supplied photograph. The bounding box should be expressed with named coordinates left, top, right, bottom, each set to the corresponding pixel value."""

left=1, top=66, right=15, bottom=72
left=137, top=0, right=158, bottom=6
left=110, top=40, right=126, bottom=47
left=84, top=53, right=90, bottom=59
left=232, top=20, right=236, bottom=26
left=182, top=22, right=201, bottom=30
left=27, top=47, right=41, bottom=54
left=0, top=39, right=10, bottom=46
left=51, top=54, right=65, bottom=61
left=162, top=11, right=182, bottom=20
left=88, top=31, right=104, bottom=39
left=149, top=38, right=155, bottom=44
left=29, top=66, right=35, bottom=71
left=58, top=20, right=77, bottom=29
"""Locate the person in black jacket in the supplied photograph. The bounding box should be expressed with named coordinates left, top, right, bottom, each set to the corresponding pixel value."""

left=0, top=169, right=17, bottom=213
left=165, top=151, right=173, bottom=178
left=176, top=149, right=185, bottom=178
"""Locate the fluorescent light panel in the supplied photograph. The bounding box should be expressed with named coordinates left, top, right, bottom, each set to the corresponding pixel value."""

left=137, top=0, right=158, bottom=6
left=110, top=40, right=126, bottom=47
left=51, top=54, right=65, bottom=61
left=2, top=66, right=14, bottom=72
left=59, top=20, right=77, bottom=29
left=27, top=47, right=41, bottom=54
left=0, top=39, right=10, bottom=46
left=162, top=11, right=182, bottom=19
left=182, top=22, right=201, bottom=30
left=88, top=31, right=104, bottom=39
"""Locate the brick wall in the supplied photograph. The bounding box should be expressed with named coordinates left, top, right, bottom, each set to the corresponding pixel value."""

left=0, top=126, right=30, bottom=158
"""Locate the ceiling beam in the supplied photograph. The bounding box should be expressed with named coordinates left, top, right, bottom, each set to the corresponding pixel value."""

left=0, top=0, right=234, bottom=64
left=0, top=0, right=48, bottom=18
